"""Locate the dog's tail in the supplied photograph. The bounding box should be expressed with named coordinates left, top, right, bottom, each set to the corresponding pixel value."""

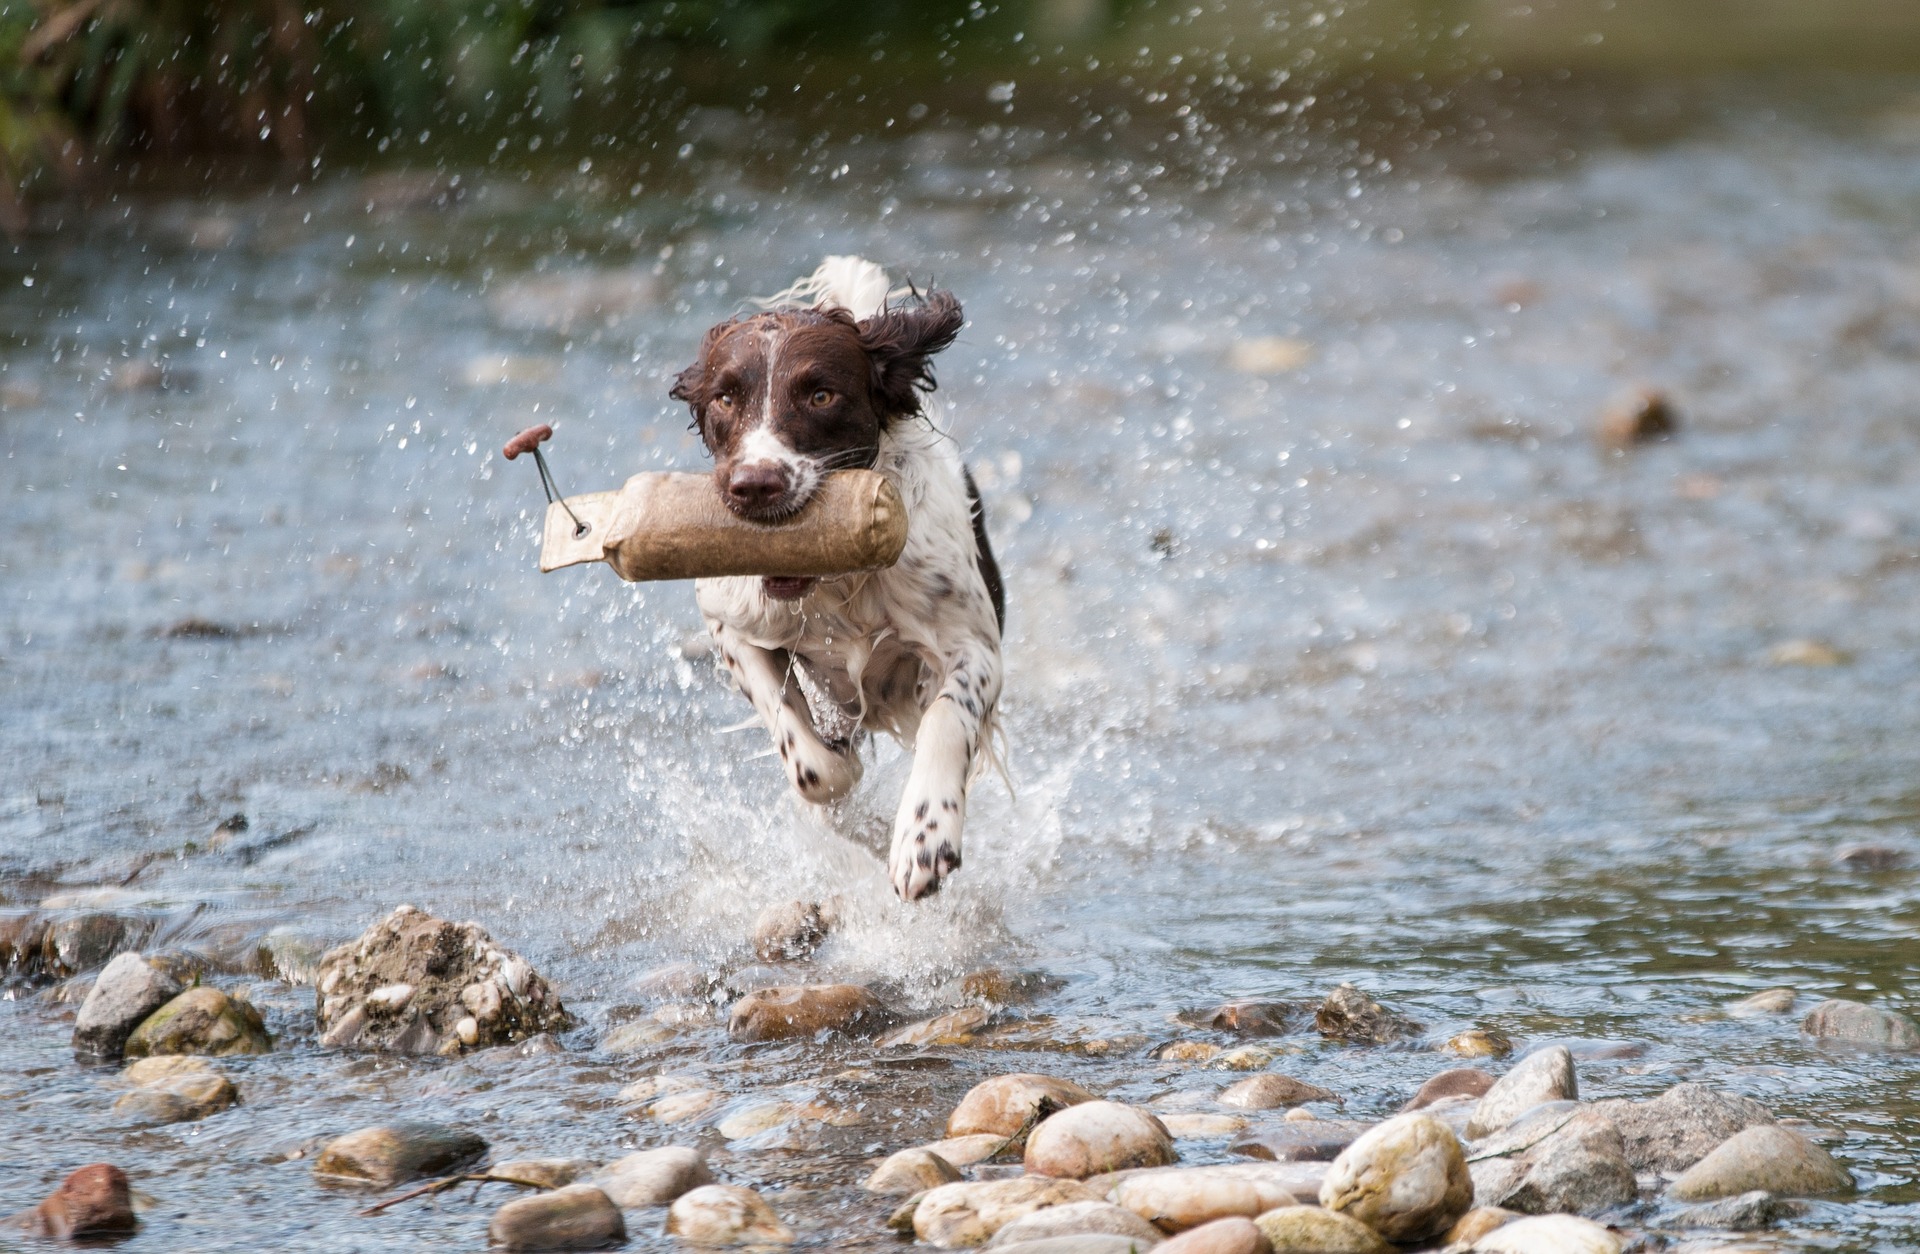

left=758, top=255, right=901, bottom=321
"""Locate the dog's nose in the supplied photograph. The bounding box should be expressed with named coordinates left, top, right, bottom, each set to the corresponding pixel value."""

left=726, top=463, right=788, bottom=513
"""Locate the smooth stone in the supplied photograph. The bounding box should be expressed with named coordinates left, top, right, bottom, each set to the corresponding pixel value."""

left=880, top=1006, right=992, bottom=1048
left=1801, top=998, right=1920, bottom=1049
left=1419, top=1094, right=1480, bottom=1138
left=726, top=983, right=885, bottom=1042
left=1163, top=1114, right=1248, bottom=1140
left=1184, top=1001, right=1305, bottom=1036
left=1470, top=1110, right=1636, bottom=1216
left=1447, top=1030, right=1514, bottom=1059
left=1217, top=1075, right=1338, bottom=1111
left=1667, top=1125, right=1853, bottom=1201
left=1216, top=1047, right=1277, bottom=1072
left=914, top=1177, right=1105, bottom=1247
left=487, top=1184, right=624, bottom=1250
left=72, top=952, right=184, bottom=1060
left=717, top=1101, right=800, bottom=1141
left=492, top=1159, right=598, bottom=1189
left=112, top=1071, right=237, bottom=1124
left=1314, top=984, right=1421, bottom=1044
left=991, top=1241, right=1158, bottom=1254
left=592, top=1146, right=713, bottom=1207
left=1587, top=1083, right=1775, bottom=1171
left=1107, top=1163, right=1325, bottom=1232
left=866, top=1148, right=962, bottom=1195
left=646, top=1088, right=721, bottom=1123
left=20, top=1164, right=137, bottom=1239
left=121, top=1054, right=215, bottom=1084
left=1154, top=1217, right=1272, bottom=1254
left=1445, top=1206, right=1518, bottom=1245
left=1320, top=1112, right=1470, bottom=1241
left=1156, top=1041, right=1222, bottom=1063
left=986, top=1199, right=1166, bottom=1246
left=1469, top=1214, right=1623, bottom=1253
left=124, top=986, right=271, bottom=1057
left=751, top=899, right=834, bottom=961
left=950, top=1073, right=1101, bottom=1137
left=311, top=1122, right=487, bottom=1187
left=1405, top=1068, right=1494, bottom=1112
left=1836, top=843, right=1906, bottom=871
left=1466, top=1047, right=1577, bottom=1139
left=666, top=1184, right=794, bottom=1245
left=923, top=1133, right=1015, bottom=1167
left=1726, top=988, right=1797, bottom=1017
left=1027, top=1101, right=1177, bottom=1179
left=1668, top=1189, right=1806, bottom=1229
left=1251, top=1205, right=1392, bottom=1253
left=1230, top=1121, right=1371, bottom=1163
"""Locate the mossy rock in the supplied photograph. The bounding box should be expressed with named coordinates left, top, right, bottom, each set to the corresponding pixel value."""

left=125, top=987, right=271, bottom=1057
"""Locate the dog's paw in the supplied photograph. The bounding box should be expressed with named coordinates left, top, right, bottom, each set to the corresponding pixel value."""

left=889, top=821, right=962, bottom=902
left=782, top=728, right=861, bottom=805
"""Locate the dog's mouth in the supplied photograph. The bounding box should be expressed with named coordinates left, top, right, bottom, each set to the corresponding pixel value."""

left=762, top=576, right=816, bottom=601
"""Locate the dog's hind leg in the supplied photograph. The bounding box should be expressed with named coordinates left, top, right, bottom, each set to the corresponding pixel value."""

left=888, top=640, right=1001, bottom=901
left=706, top=621, right=862, bottom=805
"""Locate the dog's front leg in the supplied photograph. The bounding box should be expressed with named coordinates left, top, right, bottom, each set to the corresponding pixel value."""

left=707, top=621, right=861, bottom=805
left=889, top=642, right=1001, bottom=901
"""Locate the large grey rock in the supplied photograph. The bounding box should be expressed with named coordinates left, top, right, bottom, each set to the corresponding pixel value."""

left=1669, top=1189, right=1807, bottom=1229
left=487, top=1184, right=625, bottom=1250
left=591, top=1146, right=712, bottom=1207
left=311, top=1121, right=487, bottom=1187
left=1587, top=1083, right=1774, bottom=1171
left=1025, top=1101, right=1176, bottom=1178
left=1469, top=1109, right=1636, bottom=1215
left=1668, top=1125, right=1853, bottom=1201
left=72, top=953, right=184, bottom=1060
left=1467, top=1047, right=1577, bottom=1139
left=1801, top=998, right=1920, bottom=1049
left=1319, top=1112, right=1472, bottom=1241
left=985, top=1199, right=1165, bottom=1246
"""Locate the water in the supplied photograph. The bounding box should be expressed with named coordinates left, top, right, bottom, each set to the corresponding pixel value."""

left=5, top=68, right=1920, bottom=1250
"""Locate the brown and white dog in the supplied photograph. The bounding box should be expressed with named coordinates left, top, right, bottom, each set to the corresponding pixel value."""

left=669, top=257, right=1005, bottom=901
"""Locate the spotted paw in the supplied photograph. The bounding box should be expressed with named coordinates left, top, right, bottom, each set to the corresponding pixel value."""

left=889, top=827, right=961, bottom=902
left=781, top=728, right=861, bottom=804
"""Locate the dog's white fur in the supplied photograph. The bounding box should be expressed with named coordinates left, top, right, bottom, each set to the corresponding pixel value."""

left=694, top=257, right=1003, bottom=900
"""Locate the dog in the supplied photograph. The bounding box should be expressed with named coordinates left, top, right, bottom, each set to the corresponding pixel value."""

left=669, top=257, right=1005, bottom=902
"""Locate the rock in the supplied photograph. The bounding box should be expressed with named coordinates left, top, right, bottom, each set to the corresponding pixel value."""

left=913, top=1177, right=1105, bottom=1247
left=950, top=1073, right=1101, bottom=1137
left=124, top=986, right=271, bottom=1057
left=1215, top=1047, right=1277, bottom=1071
left=1587, top=1083, right=1775, bottom=1171
left=1250, top=1205, right=1392, bottom=1253
left=1469, top=1214, right=1622, bottom=1253
left=987, top=1199, right=1166, bottom=1246
left=1106, top=1163, right=1325, bottom=1232
left=922, top=1133, right=1015, bottom=1167
left=46, top=912, right=140, bottom=977
left=1801, top=998, right=1920, bottom=1048
left=880, top=1006, right=992, bottom=1048
left=633, top=962, right=718, bottom=1001
left=1229, top=1121, right=1370, bottom=1163
left=1026, top=1102, right=1177, bottom=1179
left=1726, top=988, right=1797, bottom=1017
left=726, top=983, right=886, bottom=1041
left=1404, top=1068, right=1494, bottom=1112
left=1669, top=1189, right=1806, bottom=1229
left=1319, top=1112, right=1471, bottom=1241
left=991, top=1240, right=1160, bottom=1254
left=492, top=1159, right=598, bottom=1189
left=19, top=1164, right=138, bottom=1239
left=1445, top=1206, right=1518, bottom=1245
left=1314, top=984, right=1420, bottom=1044
left=1154, top=1217, right=1271, bottom=1254
left=865, top=1148, right=963, bottom=1195
left=314, top=906, right=570, bottom=1055
left=1597, top=386, right=1676, bottom=447
left=112, top=1064, right=237, bottom=1124
left=963, top=969, right=1066, bottom=1005
left=487, top=1185, right=624, bottom=1250
left=642, top=1088, right=721, bottom=1124
left=72, top=952, right=184, bottom=1060
left=592, top=1146, right=713, bottom=1207
left=666, top=1184, right=793, bottom=1245
left=1155, top=1041, right=1222, bottom=1063
left=1466, top=1046, right=1577, bottom=1139
left=1180, top=1001, right=1305, bottom=1036
left=1836, top=844, right=1906, bottom=871
left=1667, top=1125, right=1853, bottom=1201
left=1447, top=1029, right=1513, bottom=1058
left=1470, top=1110, right=1636, bottom=1216
left=1217, top=1075, right=1338, bottom=1111
left=751, top=899, right=835, bottom=960
left=312, top=1122, right=487, bottom=1187
left=1162, top=1114, right=1248, bottom=1140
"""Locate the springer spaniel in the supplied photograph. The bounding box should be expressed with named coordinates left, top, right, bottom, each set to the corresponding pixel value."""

left=669, top=257, right=1005, bottom=901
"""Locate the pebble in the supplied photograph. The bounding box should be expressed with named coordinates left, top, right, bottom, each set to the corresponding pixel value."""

left=1217, top=1074, right=1337, bottom=1111
left=1800, top=998, right=1920, bottom=1048
left=492, top=1159, right=598, bottom=1189
left=1588, top=1083, right=1775, bottom=1171
left=1215, top=1047, right=1277, bottom=1071
left=879, top=1006, right=992, bottom=1048
left=1404, top=1068, right=1494, bottom=1112
left=1726, top=988, right=1798, bottom=1017
left=1161, top=1114, right=1248, bottom=1139
left=991, top=1240, right=1160, bottom=1254
left=913, top=1177, right=1104, bottom=1247
left=1157, top=1041, right=1222, bottom=1062
left=1667, top=1125, right=1854, bottom=1201
left=865, top=1148, right=963, bottom=1194
left=751, top=899, right=835, bottom=961
left=726, top=983, right=886, bottom=1041
left=666, top=1184, right=794, bottom=1245
left=1668, top=1189, right=1807, bottom=1229
left=1154, top=1217, right=1272, bottom=1254
left=1251, top=1204, right=1392, bottom=1253
left=1466, top=1046, right=1578, bottom=1138
left=1314, top=984, right=1421, bottom=1044
left=1185, top=1001, right=1304, bottom=1036
left=1319, top=1112, right=1471, bottom=1241
left=112, top=1064, right=237, bottom=1124
left=1445, top=1207, right=1519, bottom=1245
left=986, top=1199, right=1167, bottom=1246
left=1105, top=1162, right=1325, bottom=1231
left=1026, top=1101, right=1177, bottom=1178
left=592, top=1146, right=713, bottom=1207
left=949, top=1073, right=1100, bottom=1137
left=1470, top=1109, right=1637, bottom=1216
left=1229, top=1121, right=1369, bottom=1163
left=1597, top=386, right=1677, bottom=447
left=1447, top=1029, right=1514, bottom=1058
left=72, top=952, right=183, bottom=1060
left=487, top=1184, right=625, bottom=1251
left=1469, top=1213, right=1623, bottom=1253
left=124, top=986, right=271, bottom=1058
left=311, top=1121, right=487, bottom=1187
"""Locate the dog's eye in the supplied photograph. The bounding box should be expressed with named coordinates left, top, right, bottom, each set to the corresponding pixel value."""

left=715, top=393, right=735, bottom=410
left=809, top=388, right=834, bottom=407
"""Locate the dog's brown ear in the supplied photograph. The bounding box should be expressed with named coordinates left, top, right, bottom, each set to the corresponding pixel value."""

left=670, top=321, right=734, bottom=448
left=857, top=289, right=963, bottom=420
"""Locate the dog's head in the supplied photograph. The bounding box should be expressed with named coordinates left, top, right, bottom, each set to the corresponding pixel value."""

left=669, top=290, right=962, bottom=524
